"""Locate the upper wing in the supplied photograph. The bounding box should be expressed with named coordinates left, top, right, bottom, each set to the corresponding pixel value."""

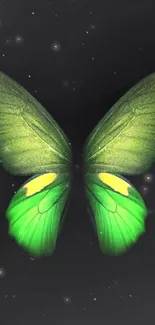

left=6, top=172, right=71, bottom=256
left=85, top=173, right=147, bottom=255
left=0, top=71, right=71, bottom=175
left=84, top=73, right=155, bottom=174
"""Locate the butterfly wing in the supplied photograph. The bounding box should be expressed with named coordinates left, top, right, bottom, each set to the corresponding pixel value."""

left=84, top=73, right=155, bottom=174
left=84, top=73, right=155, bottom=255
left=0, top=71, right=71, bottom=175
left=85, top=173, right=147, bottom=255
left=0, top=72, right=71, bottom=256
left=6, top=173, right=70, bottom=256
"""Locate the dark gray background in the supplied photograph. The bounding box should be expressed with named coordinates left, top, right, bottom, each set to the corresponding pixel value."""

left=0, top=0, right=155, bottom=324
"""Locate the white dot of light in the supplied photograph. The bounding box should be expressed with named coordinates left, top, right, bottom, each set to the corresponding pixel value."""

left=63, top=296, right=71, bottom=304
left=89, top=24, right=96, bottom=30
left=144, top=173, right=153, bottom=183
left=140, top=185, right=149, bottom=195
left=6, top=39, right=12, bottom=45
left=51, top=41, right=61, bottom=52
left=62, top=80, right=69, bottom=88
left=15, top=35, right=24, bottom=44
left=0, top=268, right=5, bottom=278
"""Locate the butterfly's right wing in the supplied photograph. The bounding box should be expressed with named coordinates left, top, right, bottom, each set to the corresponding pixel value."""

left=83, top=73, right=155, bottom=255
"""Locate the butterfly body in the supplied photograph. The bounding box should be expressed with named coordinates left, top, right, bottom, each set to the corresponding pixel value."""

left=0, top=71, right=155, bottom=256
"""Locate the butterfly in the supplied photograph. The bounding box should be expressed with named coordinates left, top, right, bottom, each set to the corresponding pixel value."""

left=0, top=71, right=155, bottom=257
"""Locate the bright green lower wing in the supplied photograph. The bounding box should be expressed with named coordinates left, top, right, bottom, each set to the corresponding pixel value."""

left=6, top=173, right=71, bottom=256
left=0, top=71, right=71, bottom=175
left=85, top=173, right=147, bottom=255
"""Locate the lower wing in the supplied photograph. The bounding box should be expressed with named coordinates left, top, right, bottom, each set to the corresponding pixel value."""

left=85, top=172, right=147, bottom=255
left=6, top=172, right=71, bottom=256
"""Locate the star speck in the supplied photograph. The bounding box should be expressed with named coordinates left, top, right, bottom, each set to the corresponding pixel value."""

left=148, top=208, right=155, bottom=215
left=63, top=296, right=71, bottom=304
left=0, top=267, right=5, bottom=278
left=62, top=80, right=69, bottom=88
left=53, top=12, right=60, bottom=19
left=89, top=24, right=96, bottom=31
left=5, top=39, right=12, bottom=45
left=15, top=35, right=24, bottom=44
left=51, top=41, right=61, bottom=52
left=144, top=173, right=153, bottom=183
left=140, top=185, right=149, bottom=195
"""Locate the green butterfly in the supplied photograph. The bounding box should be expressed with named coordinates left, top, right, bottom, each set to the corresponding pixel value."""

left=0, top=71, right=155, bottom=257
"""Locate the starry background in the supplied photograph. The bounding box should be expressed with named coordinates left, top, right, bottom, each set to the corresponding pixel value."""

left=0, top=0, right=155, bottom=324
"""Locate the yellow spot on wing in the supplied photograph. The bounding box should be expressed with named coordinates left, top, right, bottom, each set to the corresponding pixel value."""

left=99, top=173, right=131, bottom=196
left=23, top=173, right=57, bottom=197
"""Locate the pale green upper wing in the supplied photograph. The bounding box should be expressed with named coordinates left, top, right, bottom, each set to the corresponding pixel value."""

left=84, top=73, right=155, bottom=174
left=0, top=71, right=71, bottom=175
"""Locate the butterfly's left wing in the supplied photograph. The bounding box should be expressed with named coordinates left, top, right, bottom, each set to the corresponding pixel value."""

left=0, top=72, right=71, bottom=256
left=84, top=73, right=155, bottom=255
left=7, top=173, right=70, bottom=256
left=0, top=71, right=71, bottom=175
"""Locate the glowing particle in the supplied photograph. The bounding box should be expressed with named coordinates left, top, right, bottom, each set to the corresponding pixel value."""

left=63, top=296, right=71, bottom=304
left=15, top=35, right=23, bottom=44
left=51, top=41, right=61, bottom=52
left=144, top=173, right=153, bottom=183
left=62, top=80, right=69, bottom=88
left=0, top=267, right=5, bottom=278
